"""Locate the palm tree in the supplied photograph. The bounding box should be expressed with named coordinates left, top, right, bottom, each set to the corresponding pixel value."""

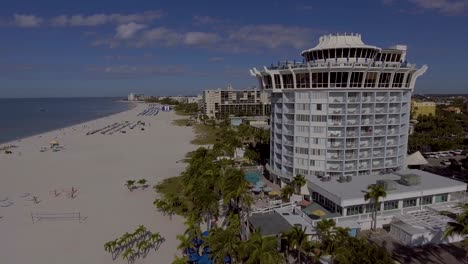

left=222, top=174, right=253, bottom=212
left=125, top=180, right=136, bottom=191
left=364, top=184, right=387, bottom=231
left=122, top=248, right=135, bottom=263
left=281, top=184, right=295, bottom=202
left=283, top=226, right=308, bottom=264
left=172, top=255, right=189, bottom=264
left=240, top=230, right=284, bottom=264
left=316, top=219, right=336, bottom=241
left=444, top=203, right=468, bottom=259
left=135, top=225, right=147, bottom=238
left=137, top=179, right=147, bottom=188
left=292, top=174, right=307, bottom=195
left=104, top=241, right=113, bottom=252
left=176, top=234, right=193, bottom=254
left=183, top=216, right=202, bottom=244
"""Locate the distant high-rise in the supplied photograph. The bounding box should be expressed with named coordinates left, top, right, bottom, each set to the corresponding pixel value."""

left=203, top=85, right=270, bottom=119
left=250, top=33, right=427, bottom=184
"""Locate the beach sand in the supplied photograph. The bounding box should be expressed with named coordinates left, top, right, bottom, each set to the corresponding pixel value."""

left=0, top=104, right=195, bottom=264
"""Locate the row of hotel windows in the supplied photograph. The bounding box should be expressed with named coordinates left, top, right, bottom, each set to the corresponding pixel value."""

left=295, top=158, right=325, bottom=167
left=264, top=72, right=411, bottom=89
left=303, top=48, right=402, bottom=63
left=295, top=147, right=325, bottom=156
left=293, top=91, right=409, bottom=100
left=295, top=103, right=322, bottom=111
left=346, top=194, right=449, bottom=216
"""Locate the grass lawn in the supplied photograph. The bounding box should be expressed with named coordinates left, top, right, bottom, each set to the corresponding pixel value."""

left=191, top=123, right=223, bottom=145
left=172, top=118, right=195, bottom=126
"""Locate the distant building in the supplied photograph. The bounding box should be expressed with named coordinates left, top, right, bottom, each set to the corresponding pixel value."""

left=187, top=95, right=203, bottom=104
left=203, top=85, right=271, bottom=119
left=128, top=93, right=145, bottom=101
left=444, top=106, right=462, bottom=114
left=411, top=100, right=436, bottom=118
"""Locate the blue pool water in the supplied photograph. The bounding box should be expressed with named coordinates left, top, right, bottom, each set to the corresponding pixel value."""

left=244, top=171, right=261, bottom=184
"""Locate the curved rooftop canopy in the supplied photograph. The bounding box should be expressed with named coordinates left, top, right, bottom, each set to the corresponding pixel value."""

left=301, top=33, right=380, bottom=55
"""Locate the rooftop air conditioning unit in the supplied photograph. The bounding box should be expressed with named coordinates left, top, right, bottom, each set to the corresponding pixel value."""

left=399, top=174, right=421, bottom=186
left=376, top=179, right=397, bottom=191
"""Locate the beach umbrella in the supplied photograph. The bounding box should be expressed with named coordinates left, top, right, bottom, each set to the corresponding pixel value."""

left=268, top=190, right=280, bottom=196
left=297, top=200, right=311, bottom=207
left=201, top=230, right=209, bottom=237
left=49, top=140, right=59, bottom=146
left=198, top=254, right=213, bottom=264
left=188, top=253, right=200, bottom=262
left=224, top=255, right=232, bottom=263
left=203, top=245, right=211, bottom=254
left=311, top=209, right=326, bottom=217
left=255, top=181, right=265, bottom=187
left=252, top=187, right=262, bottom=193
left=193, top=236, right=203, bottom=247
left=262, top=187, right=272, bottom=192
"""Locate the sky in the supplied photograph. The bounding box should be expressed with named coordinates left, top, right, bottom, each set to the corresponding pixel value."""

left=0, top=0, right=467, bottom=98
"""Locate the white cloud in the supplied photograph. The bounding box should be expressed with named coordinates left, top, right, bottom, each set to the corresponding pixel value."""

left=48, top=10, right=163, bottom=27
left=208, top=57, right=224, bottom=62
left=192, top=15, right=219, bottom=25
left=136, top=27, right=183, bottom=47
left=184, top=32, right=220, bottom=46
left=13, top=14, right=43, bottom=27
left=228, top=24, right=316, bottom=50
left=409, top=0, right=468, bottom=14
left=115, top=22, right=147, bottom=39
left=50, top=15, right=68, bottom=27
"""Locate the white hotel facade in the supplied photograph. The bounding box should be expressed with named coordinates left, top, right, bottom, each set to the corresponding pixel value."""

left=249, top=34, right=466, bottom=231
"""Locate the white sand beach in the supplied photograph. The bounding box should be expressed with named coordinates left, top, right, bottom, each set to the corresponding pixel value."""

left=0, top=104, right=196, bottom=264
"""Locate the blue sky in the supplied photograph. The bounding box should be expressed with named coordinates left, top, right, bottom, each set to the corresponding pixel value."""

left=0, top=0, right=467, bottom=98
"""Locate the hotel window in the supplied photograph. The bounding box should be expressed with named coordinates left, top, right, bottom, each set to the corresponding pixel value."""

left=347, top=205, right=363, bottom=216
left=310, top=115, right=327, bottom=122
left=296, top=92, right=310, bottom=100
left=310, top=148, right=324, bottom=156
left=295, top=136, right=309, bottom=144
left=310, top=138, right=325, bottom=145
left=296, top=125, right=309, bottom=133
left=295, top=147, right=309, bottom=155
left=312, top=72, right=328, bottom=88
left=330, top=72, right=349, bottom=88
left=364, top=72, right=378, bottom=87
left=295, top=158, right=308, bottom=166
left=263, top=75, right=273, bottom=89
left=296, top=73, right=310, bottom=88
left=337, top=48, right=343, bottom=58
left=435, top=194, right=448, bottom=203
left=310, top=160, right=324, bottom=167
left=295, top=168, right=308, bottom=175
left=350, top=48, right=356, bottom=58
left=316, top=104, right=322, bottom=111
left=282, top=74, right=294, bottom=88
left=296, top=114, right=310, bottom=122
left=384, top=200, right=399, bottom=210
left=392, top=73, right=405, bottom=88
left=317, top=50, right=323, bottom=60
left=421, top=196, right=432, bottom=205
left=365, top=203, right=381, bottom=213
left=343, top=48, right=349, bottom=58
left=404, top=73, right=413, bottom=88
left=329, top=49, right=336, bottom=59
left=378, top=73, right=391, bottom=88
left=311, top=126, right=325, bottom=133
left=310, top=92, right=327, bottom=99
left=296, top=103, right=310, bottom=111
left=274, top=74, right=281, bottom=89
left=403, top=198, right=417, bottom=208
left=350, top=72, right=363, bottom=87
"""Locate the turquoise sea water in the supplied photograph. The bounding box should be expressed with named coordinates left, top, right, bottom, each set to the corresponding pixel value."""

left=0, top=97, right=131, bottom=144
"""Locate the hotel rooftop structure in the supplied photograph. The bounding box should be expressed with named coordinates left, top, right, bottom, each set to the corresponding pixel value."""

left=248, top=34, right=467, bottom=241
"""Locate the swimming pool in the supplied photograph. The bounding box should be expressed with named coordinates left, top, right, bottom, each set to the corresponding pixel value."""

left=244, top=171, right=261, bottom=184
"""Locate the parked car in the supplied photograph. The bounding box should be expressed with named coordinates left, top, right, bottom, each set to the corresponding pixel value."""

left=441, top=160, right=451, bottom=166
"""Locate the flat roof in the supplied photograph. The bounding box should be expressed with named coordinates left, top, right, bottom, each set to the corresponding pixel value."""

left=274, top=207, right=317, bottom=235
left=307, top=169, right=467, bottom=207
left=392, top=209, right=455, bottom=235
left=249, top=212, right=292, bottom=236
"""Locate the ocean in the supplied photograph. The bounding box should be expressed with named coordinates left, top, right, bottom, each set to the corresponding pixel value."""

left=0, top=97, right=132, bottom=144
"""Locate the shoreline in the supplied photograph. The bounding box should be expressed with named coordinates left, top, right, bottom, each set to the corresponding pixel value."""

left=0, top=101, right=138, bottom=147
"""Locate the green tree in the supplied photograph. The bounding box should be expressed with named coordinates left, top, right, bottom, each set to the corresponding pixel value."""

left=444, top=203, right=468, bottom=259
left=240, top=230, right=285, bottom=264
left=244, top=148, right=260, bottom=163
left=205, top=214, right=241, bottom=263
left=292, top=174, right=307, bottom=195
left=281, top=184, right=295, bottom=202
left=364, top=184, right=387, bottom=231
left=125, top=180, right=136, bottom=191
left=283, top=226, right=309, bottom=264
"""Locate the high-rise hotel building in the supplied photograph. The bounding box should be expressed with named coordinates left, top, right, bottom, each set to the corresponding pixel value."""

left=250, top=34, right=428, bottom=184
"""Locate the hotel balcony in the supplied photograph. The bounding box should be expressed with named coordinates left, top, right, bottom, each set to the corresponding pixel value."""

left=374, top=118, right=386, bottom=125
left=373, top=150, right=384, bottom=158
left=283, top=159, right=293, bottom=167
left=387, top=140, right=398, bottom=146
left=345, top=152, right=358, bottom=159
left=328, top=129, right=344, bottom=138
left=372, top=160, right=384, bottom=168
left=283, top=119, right=294, bottom=125
left=274, top=117, right=283, bottom=123
left=329, top=92, right=345, bottom=103
left=386, top=150, right=396, bottom=157
left=360, top=140, right=372, bottom=147
left=344, top=162, right=357, bottom=170
left=388, top=108, right=400, bottom=114
left=374, top=140, right=385, bottom=147
left=359, top=150, right=371, bottom=158
left=327, top=165, right=343, bottom=171
left=327, top=151, right=343, bottom=160
left=361, top=108, right=373, bottom=114
left=359, top=162, right=370, bottom=169
left=361, top=118, right=373, bottom=126
left=283, top=150, right=294, bottom=156
left=375, top=96, right=387, bottom=102
left=374, top=129, right=385, bottom=136
left=360, top=131, right=373, bottom=137
left=283, top=96, right=295, bottom=103
left=328, top=142, right=344, bottom=149
left=388, top=119, right=400, bottom=125
left=389, top=96, right=401, bottom=103
left=283, top=108, right=294, bottom=114
left=348, top=96, right=360, bottom=103
left=275, top=108, right=283, bottom=113
left=346, top=129, right=359, bottom=137
left=347, top=106, right=360, bottom=114
left=361, top=96, right=374, bottom=103
left=282, top=129, right=294, bottom=135
left=329, top=119, right=344, bottom=126
left=375, top=108, right=386, bottom=114
left=283, top=139, right=294, bottom=146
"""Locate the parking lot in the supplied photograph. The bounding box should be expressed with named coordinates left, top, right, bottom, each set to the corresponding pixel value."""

left=423, top=155, right=467, bottom=182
